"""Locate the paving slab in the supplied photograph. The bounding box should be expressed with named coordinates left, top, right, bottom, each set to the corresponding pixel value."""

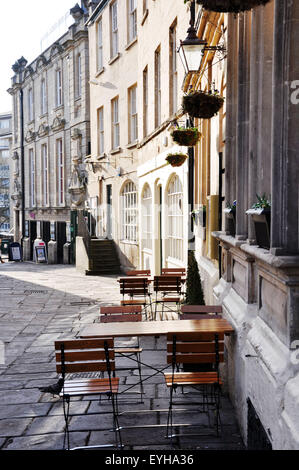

left=0, top=263, right=244, bottom=450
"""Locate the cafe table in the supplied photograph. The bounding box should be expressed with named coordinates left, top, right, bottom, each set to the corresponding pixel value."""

left=79, top=318, right=234, bottom=430
left=80, top=318, right=234, bottom=339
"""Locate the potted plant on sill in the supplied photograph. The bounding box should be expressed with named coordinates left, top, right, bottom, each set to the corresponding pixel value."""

left=170, top=127, right=201, bottom=147
left=246, top=194, right=271, bottom=250
left=185, top=0, right=270, bottom=13
left=223, top=200, right=236, bottom=236
left=191, top=205, right=206, bottom=227
left=165, top=152, right=188, bottom=167
left=182, top=90, right=224, bottom=120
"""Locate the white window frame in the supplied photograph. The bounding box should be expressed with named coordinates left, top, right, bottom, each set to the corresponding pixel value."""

left=121, top=181, right=137, bottom=243
left=129, top=85, right=138, bottom=143
left=41, top=78, right=47, bottom=115
left=56, top=69, right=62, bottom=107
left=97, top=18, right=103, bottom=71
left=42, top=144, right=49, bottom=206
left=56, top=139, right=64, bottom=206
left=112, top=97, right=120, bottom=149
left=29, top=148, right=35, bottom=207
left=111, top=1, right=118, bottom=58
left=98, top=107, right=104, bottom=155
left=143, top=66, right=148, bottom=137
left=128, top=0, right=137, bottom=43
left=170, top=24, right=178, bottom=115
left=142, top=184, right=152, bottom=251
left=28, top=88, right=34, bottom=121
left=155, top=48, right=161, bottom=127
left=167, top=176, right=184, bottom=261
left=76, top=53, right=82, bottom=98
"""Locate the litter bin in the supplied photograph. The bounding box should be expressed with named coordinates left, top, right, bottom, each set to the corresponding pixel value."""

left=0, top=239, right=10, bottom=256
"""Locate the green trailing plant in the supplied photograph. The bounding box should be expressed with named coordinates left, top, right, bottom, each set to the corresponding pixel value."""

left=165, top=152, right=188, bottom=167
left=171, top=127, right=201, bottom=147
left=226, top=200, right=236, bottom=211
left=185, top=250, right=205, bottom=305
left=184, top=0, right=270, bottom=13
left=252, top=193, right=271, bottom=209
left=182, top=90, right=224, bottom=119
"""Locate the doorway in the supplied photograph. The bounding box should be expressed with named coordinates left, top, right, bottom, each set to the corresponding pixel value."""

left=106, top=184, right=112, bottom=239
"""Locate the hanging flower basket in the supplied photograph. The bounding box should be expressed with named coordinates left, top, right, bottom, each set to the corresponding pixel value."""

left=171, top=127, right=201, bottom=147
left=194, top=0, right=270, bottom=13
left=182, top=91, right=224, bottom=119
left=166, top=153, right=188, bottom=167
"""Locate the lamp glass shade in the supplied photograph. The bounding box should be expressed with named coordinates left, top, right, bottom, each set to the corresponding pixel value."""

left=179, top=42, right=205, bottom=73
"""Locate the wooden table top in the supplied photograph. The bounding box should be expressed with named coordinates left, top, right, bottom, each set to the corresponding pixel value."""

left=80, top=318, right=234, bottom=339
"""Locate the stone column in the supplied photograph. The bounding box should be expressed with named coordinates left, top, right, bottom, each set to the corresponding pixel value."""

left=271, top=0, right=299, bottom=255
left=235, top=13, right=250, bottom=239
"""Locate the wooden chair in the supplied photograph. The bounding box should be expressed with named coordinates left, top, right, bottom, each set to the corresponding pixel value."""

left=153, top=276, right=183, bottom=320
left=118, top=277, right=153, bottom=320
left=54, top=338, right=122, bottom=450
left=164, top=331, right=224, bottom=443
left=100, top=305, right=144, bottom=401
left=161, top=268, right=186, bottom=276
left=125, top=269, right=151, bottom=277
left=180, top=305, right=223, bottom=320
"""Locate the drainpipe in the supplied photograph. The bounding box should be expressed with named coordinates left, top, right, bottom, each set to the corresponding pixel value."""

left=188, top=117, right=194, bottom=247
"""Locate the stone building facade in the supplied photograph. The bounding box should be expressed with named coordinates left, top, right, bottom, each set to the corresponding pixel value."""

left=190, top=0, right=299, bottom=450
left=8, top=3, right=90, bottom=263
left=0, top=112, right=12, bottom=234
left=84, top=0, right=191, bottom=273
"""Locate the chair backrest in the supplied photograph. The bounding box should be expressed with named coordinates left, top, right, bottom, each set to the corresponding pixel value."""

left=180, top=314, right=221, bottom=320
left=100, top=305, right=142, bottom=323
left=162, top=268, right=186, bottom=276
left=125, top=269, right=151, bottom=277
left=181, top=305, right=222, bottom=315
left=153, top=276, right=182, bottom=294
left=55, top=338, right=115, bottom=375
left=119, top=277, right=149, bottom=297
left=166, top=332, right=224, bottom=367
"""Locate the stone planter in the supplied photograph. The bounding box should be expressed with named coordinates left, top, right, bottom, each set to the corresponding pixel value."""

left=246, top=207, right=271, bottom=249
left=182, top=91, right=224, bottom=119
left=195, top=0, right=270, bottom=13
left=224, top=208, right=236, bottom=236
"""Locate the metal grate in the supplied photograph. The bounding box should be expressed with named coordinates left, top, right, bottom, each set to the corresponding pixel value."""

left=24, top=290, right=48, bottom=294
left=247, top=398, right=272, bottom=450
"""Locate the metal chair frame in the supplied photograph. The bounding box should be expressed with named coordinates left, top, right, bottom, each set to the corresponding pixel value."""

left=118, top=277, right=153, bottom=320
left=165, top=332, right=223, bottom=445
left=55, top=338, right=122, bottom=451
left=100, top=305, right=144, bottom=402
left=153, top=276, right=183, bottom=320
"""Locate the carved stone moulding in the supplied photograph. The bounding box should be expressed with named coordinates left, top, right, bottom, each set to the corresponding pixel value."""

left=25, top=129, right=36, bottom=143
left=37, top=123, right=49, bottom=137
left=51, top=116, right=65, bottom=132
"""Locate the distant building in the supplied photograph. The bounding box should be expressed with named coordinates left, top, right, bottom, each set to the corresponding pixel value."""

left=0, top=112, right=12, bottom=234
left=8, top=3, right=90, bottom=263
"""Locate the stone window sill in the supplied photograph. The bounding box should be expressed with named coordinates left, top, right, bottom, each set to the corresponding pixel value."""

left=110, top=146, right=122, bottom=155
left=125, top=37, right=137, bottom=51
left=126, top=141, right=138, bottom=149
left=96, top=67, right=105, bottom=77
left=109, top=53, right=121, bottom=66
left=141, top=9, right=149, bottom=26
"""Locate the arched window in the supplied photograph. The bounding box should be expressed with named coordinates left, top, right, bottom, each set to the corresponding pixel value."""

left=167, top=175, right=183, bottom=261
left=141, top=184, right=152, bottom=250
left=121, top=181, right=137, bottom=242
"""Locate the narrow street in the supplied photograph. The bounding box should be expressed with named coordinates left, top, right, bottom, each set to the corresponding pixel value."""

left=0, top=262, right=243, bottom=450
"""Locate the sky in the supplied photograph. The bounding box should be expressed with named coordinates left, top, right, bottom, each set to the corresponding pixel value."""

left=0, top=0, right=78, bottom=114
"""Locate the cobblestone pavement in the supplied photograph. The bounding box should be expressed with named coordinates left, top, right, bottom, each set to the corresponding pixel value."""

left=0, top=261, right=244, bottom=451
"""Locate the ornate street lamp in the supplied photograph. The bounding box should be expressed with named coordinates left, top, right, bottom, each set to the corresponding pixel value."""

left=178, top=0, right=226, bottom=74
